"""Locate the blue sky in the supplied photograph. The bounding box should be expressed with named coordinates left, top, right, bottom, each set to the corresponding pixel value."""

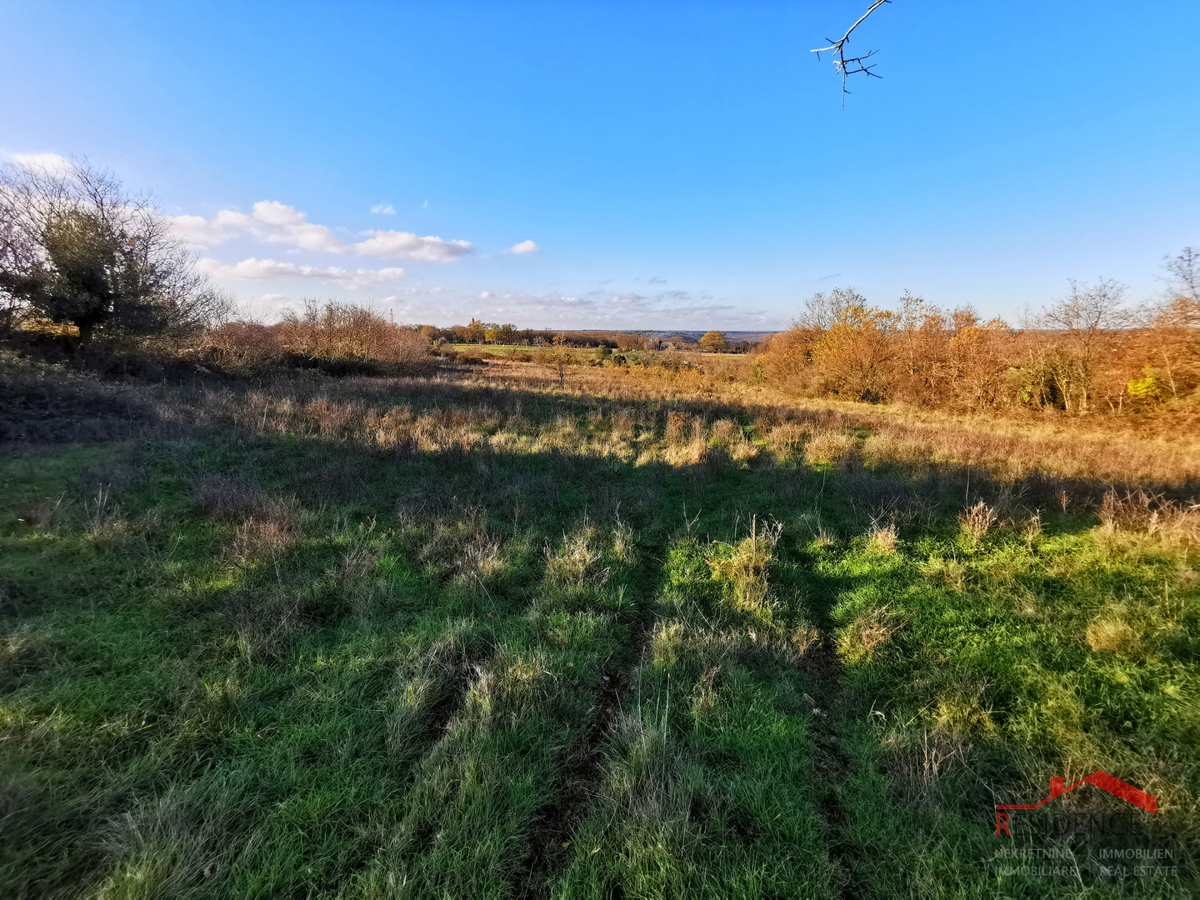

left=2, top=0, right=1198, bottom=330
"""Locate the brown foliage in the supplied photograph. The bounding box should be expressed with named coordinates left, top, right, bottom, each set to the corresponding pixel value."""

left=758, top=284, right=1200, bottom=415
left=279, top=300, right=429, bottom=364
left=207, top=301, right=430, bottom=371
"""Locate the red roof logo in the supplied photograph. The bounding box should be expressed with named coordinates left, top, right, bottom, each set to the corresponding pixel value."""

left=995, top=772, right=1156, bottom=835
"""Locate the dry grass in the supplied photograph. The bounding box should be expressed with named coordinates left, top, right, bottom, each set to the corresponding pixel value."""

left=957, top=500, right=999, bottom=544
left=803, top=430, right=856, bottom=466
left=546, top=521, right=609, bottom=589
left=706, top=517, right=783, bottom=619
left=932, top=689, right=996, bottom=738
left=1086, top=616, right=1144, bottom=655
left=223, top=586, right=304, bottom=662
left=839, top=607, right=906, bottom=664
left=194, top=476, right=266, bottom=522
left=83, top=484, right=126, bottom=546
left=225, top=499, right=302, bottom=563
left=865, top=522, right=900, bottom=555
left=789, top=623, right=821, bottom=655
left=15, top=496, right=67, bottom=530
left=1098, top=488, right=1200, bottom=550
left=122, top=352, right=1200, bottom=501
left=455, top=531, right=506, bottom=590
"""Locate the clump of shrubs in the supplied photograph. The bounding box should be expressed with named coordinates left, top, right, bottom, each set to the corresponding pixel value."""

left=206, top=301, right=431, bottom=376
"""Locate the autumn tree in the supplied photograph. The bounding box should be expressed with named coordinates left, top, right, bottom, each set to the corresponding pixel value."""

left=758, top=287, right=888, bottom=399
left=1160, top=246, right=1199, bottom=304
left=810, top=302, right=895, bottom=401
left=888, top=292, right=950, bottom=404
left=794, top=287, right=867, bottom=330
left=699, top=330, right=727, bottom=353
left=945, top=315, right=1014, bottom=409
left=757, top=326, right=822, bottom=394
left=483, top=322, right=517, bottom=344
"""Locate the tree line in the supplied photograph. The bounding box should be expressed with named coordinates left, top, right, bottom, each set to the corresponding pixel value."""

left=415, top=321, right=754, bottom=353
left=757, top=273, right=1200, bottom=413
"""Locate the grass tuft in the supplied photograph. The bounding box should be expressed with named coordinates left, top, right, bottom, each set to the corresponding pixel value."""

left=838, top=606, right=906, bottom=664
left=1086, top=615, right=1144, bottom=655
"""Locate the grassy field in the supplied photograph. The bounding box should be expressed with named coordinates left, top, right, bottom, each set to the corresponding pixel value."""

left=1, top=354, right=1198, bottom=898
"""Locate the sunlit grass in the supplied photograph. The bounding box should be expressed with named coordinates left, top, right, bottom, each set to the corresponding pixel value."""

left=1, top=359, right=1197, bottom=897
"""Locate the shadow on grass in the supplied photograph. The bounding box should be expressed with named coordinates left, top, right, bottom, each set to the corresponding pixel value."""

left=1, top=368, right=1197, bottom=896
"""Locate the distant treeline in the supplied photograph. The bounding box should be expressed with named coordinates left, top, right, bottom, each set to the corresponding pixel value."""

left=416, top=320, right=758, bottom=353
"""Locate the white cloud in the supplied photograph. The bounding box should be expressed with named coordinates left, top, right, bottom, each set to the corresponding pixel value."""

left=198, top=257, right=405, bottom=290
left=353, top=230, right=472, bottom=262
left=508, top=239, right=541, bottom=254
left=169, top=200, right=472, bottom=262
left=370, top=204, right=395, bottom=215
left=479, top=291, right=491, bottom=298
left=8, top=152, right=76, bottom=177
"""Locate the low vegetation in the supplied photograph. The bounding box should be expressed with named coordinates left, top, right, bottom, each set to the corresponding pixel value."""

left=1, top=341, right=1197, bottom=898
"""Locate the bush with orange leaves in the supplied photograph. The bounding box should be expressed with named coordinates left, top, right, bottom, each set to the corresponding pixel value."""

left=279, top=300, right=429, bottom=365
left=207, top=300, right=431, bottom=372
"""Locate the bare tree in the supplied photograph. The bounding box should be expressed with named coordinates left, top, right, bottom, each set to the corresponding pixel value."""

left=812, top=0, right=892, bottom=95
left=1033, top=278, right=1132, bottom=413
left=0, top=156, right=230, bottom=348
left=1149, top=248, right=1200, bottom=399
left=794, top=287, right=869, bottom=330
left=1040, top=278, right=1132, bottom=346
left=1160, top=246, right=1200, bottom=304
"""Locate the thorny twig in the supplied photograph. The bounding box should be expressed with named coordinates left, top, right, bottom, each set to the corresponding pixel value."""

left=812, top=0, right=891, bottom=96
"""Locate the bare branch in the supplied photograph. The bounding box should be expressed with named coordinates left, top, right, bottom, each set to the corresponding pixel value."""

left=812, top=0, right=892, bottom=95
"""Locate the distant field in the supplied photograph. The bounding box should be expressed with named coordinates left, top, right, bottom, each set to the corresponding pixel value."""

left=1, top=355, right=1197, bottom=898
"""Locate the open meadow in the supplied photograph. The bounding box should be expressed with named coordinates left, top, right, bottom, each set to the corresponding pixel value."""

left=2, top=349, right=1198, bottom=899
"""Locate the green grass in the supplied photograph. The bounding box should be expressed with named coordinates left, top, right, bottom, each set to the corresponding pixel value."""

left=1, top=370, right=1197, bottom=898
